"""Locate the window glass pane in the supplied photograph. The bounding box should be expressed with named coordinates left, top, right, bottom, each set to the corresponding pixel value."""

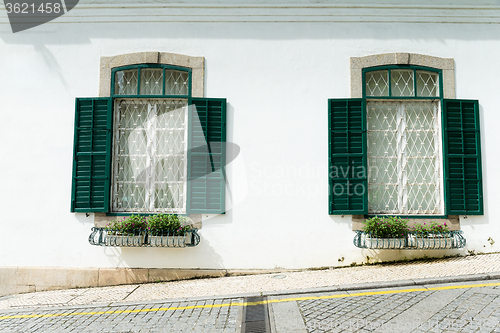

left=405, top=102, right=441, bottom=214
left=367, top=101, right=443, bottom=215
left=365, top=70, right=389, bottom=96
left=391, top=69, right=414, bottom=97
left=114, top=69, right=138, bottom=95
left=140, top=68, right=163, bottom=95
left=113, top=99, right=148, bottom=211
left=416, top=70, right=439, bottom=97
left=155, top=99, right=187, bottom=211
left=112, top=98, right=188, bottom=213
left=165, top=70, right=189, bottom=95
left=367, top=102, right=399, bottom=213
left=369, top=184, right=399, bottom=214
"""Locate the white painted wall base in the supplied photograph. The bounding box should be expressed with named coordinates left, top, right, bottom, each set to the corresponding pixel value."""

left=0, top=266, right=295, bottom=297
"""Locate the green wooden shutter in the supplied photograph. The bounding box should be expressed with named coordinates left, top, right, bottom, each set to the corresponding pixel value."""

left=443, top=99, right=483, bottom=215
left=71, top=98, right=113, bottom=212
left=328, top=99, right=367, bottom=215
left=187, top=98, right=226, bottom=214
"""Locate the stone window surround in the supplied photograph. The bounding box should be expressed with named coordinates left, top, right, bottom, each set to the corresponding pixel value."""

left=99, top=51, right=204, bottom=98
left=94, top=51, right=205, bottom=228
left=350, top=52, right=455, bottom=99
left=349, top=53, right=460, bottom=231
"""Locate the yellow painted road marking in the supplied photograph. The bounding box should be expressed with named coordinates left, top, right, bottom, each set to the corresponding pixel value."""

left=2, top=281, right=500, bottom=321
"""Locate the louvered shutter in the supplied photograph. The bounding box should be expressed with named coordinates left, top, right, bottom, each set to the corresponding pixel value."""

left=187, top=98, right=226, bottom=214
left=443, top=99, right=483, bottom=215
left=328, top=99, right=368, bottom=214
left=71, top=98, right=112, bottom=212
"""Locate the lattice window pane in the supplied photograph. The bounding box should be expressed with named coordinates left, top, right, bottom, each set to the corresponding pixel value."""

left=114, top=69, right=138, bottom=95
left=369, top=184, right=399, bottom=214
left=112, top=98, right=188, bottom=213
left=165, top=70, right=189, bottom=95
left=140, top=69, right=163, bottom=95
left=116, top=182, right=146, bottom=211
left=367, top=102, right=398, bottom=212
left=365, top=70, right=389, bottom=96
left=367, top=100, right=443, bottom=215
left=391, top=70, right=414, bottom=97
left=416, top=70, right=439, bottom=97
left=407, top=184, right=439, bottom=213
left=154, top=100, right=187, bottom=212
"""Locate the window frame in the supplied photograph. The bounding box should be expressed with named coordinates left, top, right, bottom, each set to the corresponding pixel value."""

left=362, top=65, right=446, bottom=218
left=108, top=64, right=193, bottom=215
left=362, top=65, right=444, bottom=100
left=71, top=53, right=227, bottom=221
left=330, top=54, right=482, bottom=226
left=110, top=64, right=193, bottom=99
left=365, top=99, right=445, bottom=216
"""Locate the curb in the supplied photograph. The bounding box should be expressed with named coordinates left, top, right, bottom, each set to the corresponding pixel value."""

left=261, top=272, right=500, bottom=298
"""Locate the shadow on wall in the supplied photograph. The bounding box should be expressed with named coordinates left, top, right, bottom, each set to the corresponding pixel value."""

left=98, top=232, right=225, bottom=270
left=329, top=214, right=352, bottom=227
left=34, top=43, right=69, bottom=91
left=358, top=248, right=468, bottom=266
left=2, top=11, right=500, bottom=44
left=74, top=212, right=94, bottom=226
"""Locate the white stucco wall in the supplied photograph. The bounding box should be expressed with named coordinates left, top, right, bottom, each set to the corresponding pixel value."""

left=1, top=1, right=499, bottom=270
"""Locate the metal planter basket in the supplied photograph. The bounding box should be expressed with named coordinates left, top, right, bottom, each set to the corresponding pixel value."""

left=148, top=231, right=197, bottom=247
left=407, top=233, right=463, bottom=249
left=362, top=235, right=408, bottom=249
left=104, top=231, right=147, bottom=246
left=88, top=227, right=200, bottom=248
left=353, top=231, right=466, bottom=250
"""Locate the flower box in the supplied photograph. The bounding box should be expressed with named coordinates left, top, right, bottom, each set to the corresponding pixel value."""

left=148, top=231, right=194, bottom=247
left=407, top=233, right=456, bottom=249
left=355, top=216, right=466, bottom=249
left=353, top=231, right=466, bottom=249
left=89, top=227, right=201, bottom=247
left=104, top=231, right=147, bottom=247
left=363, top=235, right=408, bottom=249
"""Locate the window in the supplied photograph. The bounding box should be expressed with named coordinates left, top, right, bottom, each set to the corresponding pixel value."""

left=111, top=65, right=190, bottom=214
left=113, top=98, right=188, bottom=213
left=365, top=67, right=444, bottom=215
left=71, top=54, right=227, bottom=215
left=329, top=58, right=483, bottom=216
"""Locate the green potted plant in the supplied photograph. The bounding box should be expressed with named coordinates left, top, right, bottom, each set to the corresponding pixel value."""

left=362, top=216, right=409, bottom=248
left=408, top=221, right=452, bottom=248
left=105, top=215, right=148, bottom=246
left=147, top=214, right=192, bottom=247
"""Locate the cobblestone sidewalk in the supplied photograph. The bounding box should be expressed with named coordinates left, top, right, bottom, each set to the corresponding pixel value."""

left=1, top=253, right=500, bottom=311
